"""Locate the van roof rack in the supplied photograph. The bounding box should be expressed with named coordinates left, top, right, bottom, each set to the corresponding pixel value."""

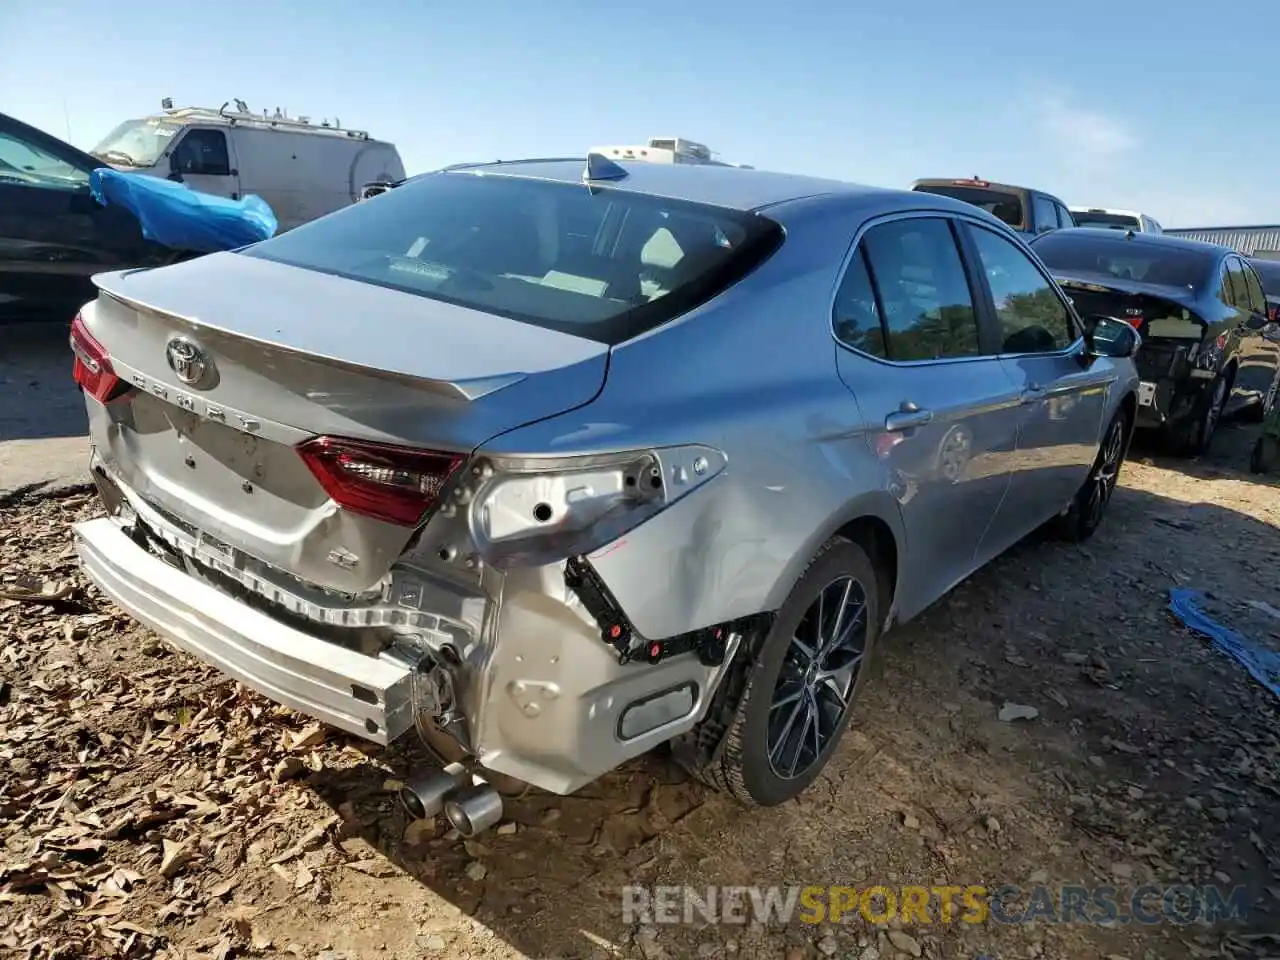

left=155, top=98, right=372, bottom=140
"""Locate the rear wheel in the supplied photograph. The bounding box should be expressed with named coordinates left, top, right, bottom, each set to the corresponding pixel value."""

left=1252, top=435, right=1280, bottom=475
left=1050, top=407, right=1130, bottom=543
left=1171, top=374, right=1228, bottom=457
left=680, top=537, right=880, bottom=807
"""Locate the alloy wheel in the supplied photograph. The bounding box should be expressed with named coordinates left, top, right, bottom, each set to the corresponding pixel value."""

left=767, top=576, right=869, bottom=780
left=1086, top=418, right=1125, bottom=528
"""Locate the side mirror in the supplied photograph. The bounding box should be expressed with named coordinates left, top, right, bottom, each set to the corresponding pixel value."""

left=357, top=180, right=394, bottom=201
left=1082, top=315, right=1141, bottom=362
left=166, top=153, right=184, bottom=182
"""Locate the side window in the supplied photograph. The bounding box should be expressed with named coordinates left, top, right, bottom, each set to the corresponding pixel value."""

left=857, top=217, right=982, bottom=362
left=171, top=129, right=230, bottom=176
left=832, top=248, right=888, bottom=358
left=0, top=129, right=91, bottom=190
left=1056, top=205, right=1075, bottom=229
left=1224, top=258, right=1249, bottom=309
left=1215, top=262, right=1234, bottom=307
left=968, top=225, right=1075, bottom=353
left=1032, top=195, right=1057, bottom=233
left=1241, top=262, right=1267, bottom=315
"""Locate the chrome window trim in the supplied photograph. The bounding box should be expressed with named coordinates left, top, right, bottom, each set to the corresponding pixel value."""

left=828, top=208, right=1082, bottom=368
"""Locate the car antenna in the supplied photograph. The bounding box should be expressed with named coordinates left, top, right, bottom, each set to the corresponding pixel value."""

left=583, top=152, right=628, bottom=187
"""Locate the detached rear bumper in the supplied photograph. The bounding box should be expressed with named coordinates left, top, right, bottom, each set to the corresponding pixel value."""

left=74, top=516, right=416, bottom=744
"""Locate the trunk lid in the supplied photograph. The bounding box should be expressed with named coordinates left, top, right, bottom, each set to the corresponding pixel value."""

left=83, top=252, right=608, bottom=593
left=1055, top=270, right=1207, bottom=383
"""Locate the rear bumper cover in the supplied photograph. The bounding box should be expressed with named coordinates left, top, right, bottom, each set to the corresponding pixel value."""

left=74, top=482, right=745, bottom=796
left=75, top=516, right=418, bottom=743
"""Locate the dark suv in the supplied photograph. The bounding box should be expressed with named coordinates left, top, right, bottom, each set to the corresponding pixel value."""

left=911, top=177, right=1075, bottom=240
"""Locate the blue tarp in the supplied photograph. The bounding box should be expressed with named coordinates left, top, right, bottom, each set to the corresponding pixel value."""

left=1168, top=588, right=1280, bottom=700
left=89, top=168, right=277, bottom=254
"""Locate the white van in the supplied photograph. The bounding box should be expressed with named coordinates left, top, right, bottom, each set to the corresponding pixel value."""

left=89, top=100, right=405, bottom=232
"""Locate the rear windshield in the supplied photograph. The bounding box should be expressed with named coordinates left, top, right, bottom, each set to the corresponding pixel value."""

left=1070, top=211, right=1141, bottom=231
left=242, top=170, right=782, bottom=345
left=912, top=184, right=1025, bottom=230
left=1248, top=258, right=1280, bottom=297
left=1031, top=232, right=1212, bottom=289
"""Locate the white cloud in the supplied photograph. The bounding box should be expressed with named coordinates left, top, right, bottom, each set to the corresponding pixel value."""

left=1036, top=96, right=1138, bottom=162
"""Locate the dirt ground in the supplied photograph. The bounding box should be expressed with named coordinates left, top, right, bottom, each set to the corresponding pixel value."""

left=3, top=420, right=1280, bottom=960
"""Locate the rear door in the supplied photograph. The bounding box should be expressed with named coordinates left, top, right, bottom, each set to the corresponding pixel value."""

left=832, top=213, right=1021, bottom=617
left=962, top=222, right=1111, bottom=554
left=1231, top=257, right=1280, bottom=412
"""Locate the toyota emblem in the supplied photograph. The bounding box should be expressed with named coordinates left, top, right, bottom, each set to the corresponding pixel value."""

left=165, top=337, right=209, bottom=386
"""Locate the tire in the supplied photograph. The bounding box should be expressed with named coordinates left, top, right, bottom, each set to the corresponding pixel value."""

left=1171, top=373, right=1228, bottom=457
left=1050, top=407, right=1131, bottom=543
left=681, top=537, right=880, bottom=807
left=1252, top=436, right=1280, bottom=475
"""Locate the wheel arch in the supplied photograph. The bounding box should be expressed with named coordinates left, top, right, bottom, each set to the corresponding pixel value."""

left=1118, top=389, right=1138, bottom=442
left=763, top=491, right=904, bottom=633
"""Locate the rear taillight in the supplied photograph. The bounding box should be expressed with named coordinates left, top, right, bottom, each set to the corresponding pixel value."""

left=70, top=312, right=133, bottom=404
left=297, top=436, right=464, bottom=527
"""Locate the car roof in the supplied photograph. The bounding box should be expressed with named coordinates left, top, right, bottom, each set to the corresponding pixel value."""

left=438, top=156, right=902, bottom=213
left=1044, top=227, right=1231, bottom=257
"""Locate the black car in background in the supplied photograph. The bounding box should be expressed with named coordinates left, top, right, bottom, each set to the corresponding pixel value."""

left=0, top=112, right=179, bottom=323
left=1030, top=229, right=1280, bottom=454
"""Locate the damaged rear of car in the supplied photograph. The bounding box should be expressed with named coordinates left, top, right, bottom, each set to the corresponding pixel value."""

left=72, top=158, right=1142, bottom=835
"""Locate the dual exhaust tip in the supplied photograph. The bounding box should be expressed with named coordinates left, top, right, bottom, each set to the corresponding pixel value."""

left=398, top=762, right=504, bottom=838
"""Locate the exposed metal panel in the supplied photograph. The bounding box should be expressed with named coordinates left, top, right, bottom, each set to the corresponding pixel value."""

left=1164, top=226, right=1280, bottom=256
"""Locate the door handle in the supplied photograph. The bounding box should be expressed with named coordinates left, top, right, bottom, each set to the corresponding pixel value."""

left=1020, top=383, right=1048, bottom=403
left=885, top=404, right=933, bottom=431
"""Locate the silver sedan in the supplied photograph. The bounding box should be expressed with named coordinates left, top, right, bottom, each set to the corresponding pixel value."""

left=69, top=154, right=1140, bottom=835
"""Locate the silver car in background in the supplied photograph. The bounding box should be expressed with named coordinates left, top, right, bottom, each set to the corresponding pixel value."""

left=70, top=155, right=1141, bottom=833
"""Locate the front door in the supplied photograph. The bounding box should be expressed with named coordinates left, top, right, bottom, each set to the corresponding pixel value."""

left=961, top=222, right=1111, bottom=557
left=832, top=213, right=1021, bottom=619
left=166, top=128, right=241, bottom=200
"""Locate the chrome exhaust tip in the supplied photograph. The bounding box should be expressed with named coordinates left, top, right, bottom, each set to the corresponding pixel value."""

left=442, top=783, right=504, bottom=838
left=398, top=762, right=470, bottom=821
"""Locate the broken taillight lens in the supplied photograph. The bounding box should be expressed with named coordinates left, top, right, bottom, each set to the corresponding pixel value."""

left=70, top=312, right=133, bottom=404
left=296, top=436, right=464, bottom=527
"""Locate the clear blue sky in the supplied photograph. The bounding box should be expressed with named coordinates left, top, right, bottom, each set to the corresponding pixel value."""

left=4, top=0, right=1278, bottom=227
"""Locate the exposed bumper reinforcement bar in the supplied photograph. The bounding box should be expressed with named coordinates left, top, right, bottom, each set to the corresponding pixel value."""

left=74, top=517, right=416, bottom=744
